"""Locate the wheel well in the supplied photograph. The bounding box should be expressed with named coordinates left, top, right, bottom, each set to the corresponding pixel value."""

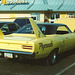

left=54, top=48, right=59, bottom=53
left=48, top=48, right=59, bottom=57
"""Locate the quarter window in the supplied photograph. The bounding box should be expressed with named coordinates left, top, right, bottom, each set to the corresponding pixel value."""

left=56, top=26, right=69, bottom=34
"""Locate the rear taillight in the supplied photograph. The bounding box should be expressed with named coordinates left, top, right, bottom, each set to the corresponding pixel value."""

left=22, top=45, right=32, bottom=50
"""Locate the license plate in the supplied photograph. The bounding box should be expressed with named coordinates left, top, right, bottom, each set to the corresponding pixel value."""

left=4, top=53, right=13, bottom=58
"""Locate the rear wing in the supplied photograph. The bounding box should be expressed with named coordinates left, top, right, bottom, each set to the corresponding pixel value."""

left=29, top=18, right=45, bottom=39
left=0, top=17, right=45, bottom=39
left=13, top=17, right=45, bottom=39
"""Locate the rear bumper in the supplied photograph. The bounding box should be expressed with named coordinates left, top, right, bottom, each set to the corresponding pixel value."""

left=0, top=49, right=35, bottom=59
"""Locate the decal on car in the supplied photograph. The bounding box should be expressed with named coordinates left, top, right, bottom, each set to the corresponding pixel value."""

left=39, top=41, right=53, bottom=51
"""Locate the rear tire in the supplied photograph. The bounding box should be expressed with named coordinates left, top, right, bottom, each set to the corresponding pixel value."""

left=46, top=50, right=58, bottom=65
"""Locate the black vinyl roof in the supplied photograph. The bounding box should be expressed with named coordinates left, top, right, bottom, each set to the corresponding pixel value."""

left=36, top=23, right=66, bottom=26
left=0, top=22, right=15, bottom=24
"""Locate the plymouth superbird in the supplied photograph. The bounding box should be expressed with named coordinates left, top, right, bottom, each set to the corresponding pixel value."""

left=0, top=18, right=75, bottom=65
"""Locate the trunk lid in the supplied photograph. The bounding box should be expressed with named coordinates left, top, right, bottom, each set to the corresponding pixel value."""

left=3, top=33, right=36, bottom=41
left=0, top=34, right=36, bottom=53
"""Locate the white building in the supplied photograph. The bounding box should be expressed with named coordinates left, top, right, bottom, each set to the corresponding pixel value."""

left=0, top=0, right=75, bottom=23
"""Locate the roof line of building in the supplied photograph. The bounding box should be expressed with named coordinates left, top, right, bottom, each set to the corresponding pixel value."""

left=57, top=0, right=64, bottom=10
left=0, top=0, right=75, bottom=11
left=27, top=0, right=35, bottom=10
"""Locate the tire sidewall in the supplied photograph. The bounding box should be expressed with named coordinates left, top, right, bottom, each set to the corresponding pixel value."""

left=47, top=50, right=58, bottom=65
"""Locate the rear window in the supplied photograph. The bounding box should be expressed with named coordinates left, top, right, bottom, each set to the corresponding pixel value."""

left=14, top=19, right=30, bottom=27
left=16, top=24, right=58, bottom=34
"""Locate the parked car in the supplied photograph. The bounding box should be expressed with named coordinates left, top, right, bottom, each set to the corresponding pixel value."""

left=0, top=18, right=75, bottom=65
left=0, top=22, right=20, bottom=35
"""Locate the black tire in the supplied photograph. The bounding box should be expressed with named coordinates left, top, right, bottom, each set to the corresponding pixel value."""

left=46, top=50, right=58, bottom=65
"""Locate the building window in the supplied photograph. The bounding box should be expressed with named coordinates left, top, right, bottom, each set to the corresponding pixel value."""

left=31, top=13, right=40, bottom=21
left=51, top=14, right=55, bottom=19
left=50, top=13, right=60, bottom=23
left=68, top=13, right=75, bottom=18
left=56, top=14, right=60, bottom=19
left=50, top=13, right=60, bottom=20
left=31, top=15, right=37, bottom=21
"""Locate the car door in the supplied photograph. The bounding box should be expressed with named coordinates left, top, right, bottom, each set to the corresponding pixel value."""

left=57, top=25, right=75, bottom=51
left=63, top=33, right=75, bottom=51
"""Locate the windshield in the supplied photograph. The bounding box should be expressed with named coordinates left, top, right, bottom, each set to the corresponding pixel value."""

left=16, top=24, right=33, bottom=34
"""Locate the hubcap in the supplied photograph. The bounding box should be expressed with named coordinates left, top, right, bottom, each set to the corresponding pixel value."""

left=52, top=53, right=56, bottom=63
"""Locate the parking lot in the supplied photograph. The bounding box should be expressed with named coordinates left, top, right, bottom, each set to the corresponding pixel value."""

left=0, top=50, right=75, bottom=75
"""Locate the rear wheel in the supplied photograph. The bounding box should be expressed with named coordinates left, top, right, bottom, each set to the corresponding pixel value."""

left=46, top=50, right=58, bottom=65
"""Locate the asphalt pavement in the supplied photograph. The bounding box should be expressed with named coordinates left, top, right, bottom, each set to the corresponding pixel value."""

left=0, top=50, right=75, bottom=75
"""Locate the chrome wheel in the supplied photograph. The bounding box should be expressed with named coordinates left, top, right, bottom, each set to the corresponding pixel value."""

left=51, top=53, right=57, bottom=64
left=46, top=50, right=58, bottom=65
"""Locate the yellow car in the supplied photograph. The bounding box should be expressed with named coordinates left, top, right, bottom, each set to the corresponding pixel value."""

left=55, top=18, right=75, bottom=32
left=0, top=17, right=75, bottom=65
